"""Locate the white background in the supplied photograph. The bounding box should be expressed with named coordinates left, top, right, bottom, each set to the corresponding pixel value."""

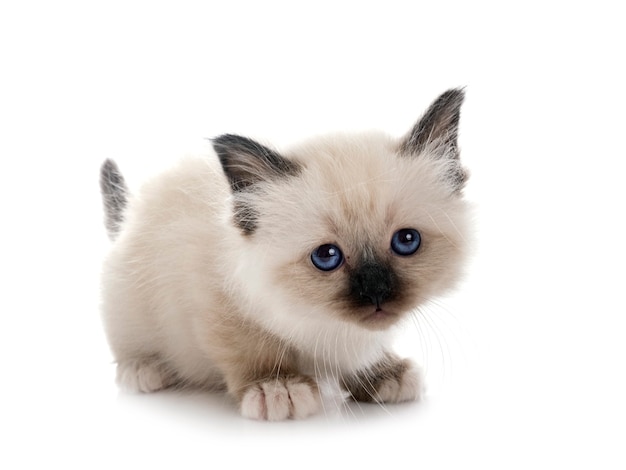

left=1, top=1, right=625, bottom=468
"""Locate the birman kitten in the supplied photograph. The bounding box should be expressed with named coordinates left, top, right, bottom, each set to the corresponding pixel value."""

left=99, top=89, right=471, bottom=420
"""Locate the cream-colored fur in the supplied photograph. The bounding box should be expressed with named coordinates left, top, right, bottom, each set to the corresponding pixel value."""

left=100, top=89, right=472, bottom=420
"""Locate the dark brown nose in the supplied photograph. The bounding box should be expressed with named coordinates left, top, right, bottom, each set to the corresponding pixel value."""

left=359, top=292, right=388, bottom=310
left=350, top=261, right=395, bottom=310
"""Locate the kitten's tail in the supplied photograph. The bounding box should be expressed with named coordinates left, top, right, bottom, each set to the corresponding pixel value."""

left=100, top=159, right=128, bottom=240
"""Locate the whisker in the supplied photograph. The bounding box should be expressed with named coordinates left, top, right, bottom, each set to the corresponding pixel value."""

left=419, top=306, right=453, bottom=383
left=409, top=310, right=431, bottom=376
left=312, top=328, right=328, bottom=417
left=421, top=206, right=459, bottom=248
left=438, top=206, right=468, bottom=244
left=410, top=295, right=472, bottom=396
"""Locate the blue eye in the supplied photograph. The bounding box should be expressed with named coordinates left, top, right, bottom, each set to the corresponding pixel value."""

left=391, top=229, right=421, bottom=256
left=311, top=244, right=344, bottom=271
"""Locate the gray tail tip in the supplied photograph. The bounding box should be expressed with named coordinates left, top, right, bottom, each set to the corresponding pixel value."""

left=100, top=158, right=121, bottom=185
left=100, top=159, right=128, bottom=239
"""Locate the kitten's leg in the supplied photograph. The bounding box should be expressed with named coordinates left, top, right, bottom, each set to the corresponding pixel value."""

left=343, top=352, right=423, bottom=403
left=116, top=357, right=174, bottom=393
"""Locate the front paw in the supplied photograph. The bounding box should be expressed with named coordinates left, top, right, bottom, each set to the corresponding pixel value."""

left=346, top=356, right=423, bottom=404
left=239, top=376, right=320, bottom=421
left=376, top=360, right=423, bottom=403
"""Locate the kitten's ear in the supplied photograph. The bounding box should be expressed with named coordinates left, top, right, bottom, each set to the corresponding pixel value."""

left=399, top=88, right=465, bottom=160
left=212, top=134, right=301, bottom=191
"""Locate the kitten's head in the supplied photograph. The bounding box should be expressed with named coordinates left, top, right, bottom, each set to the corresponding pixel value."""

left=213, top=89, right=471, bottom=332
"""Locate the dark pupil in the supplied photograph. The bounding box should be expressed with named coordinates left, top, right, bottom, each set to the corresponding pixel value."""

left=399, top=230, right=414, bottom=244
left=318, top=246, right=337, bottom=259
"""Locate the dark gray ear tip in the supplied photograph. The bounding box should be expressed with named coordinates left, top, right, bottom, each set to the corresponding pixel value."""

left=399, top=88, right=467, bottom=158
left=211, top=134, right=246, bottom=158
left=211, top=134, right=265, bottom=173
left=448, top=86, right=466, bottom=95
left=212, top=133, right=301, bottom=193
left=436, top=87, right=466, bottom=108
left=211, top=134, right=280, bottom=162
left=211, top=133, right=245, bottom=147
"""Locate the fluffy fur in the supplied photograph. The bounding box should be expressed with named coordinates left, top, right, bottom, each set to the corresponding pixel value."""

left=99, top=89, right=472, bottom=420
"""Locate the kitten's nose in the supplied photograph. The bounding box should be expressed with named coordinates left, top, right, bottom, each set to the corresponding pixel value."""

left=350, top=260, right=395, bottom=310
left=360, top=291, right=389, bottom=310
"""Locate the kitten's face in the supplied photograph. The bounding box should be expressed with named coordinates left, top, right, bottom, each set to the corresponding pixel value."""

left=214, top=89, right=470, bottom=331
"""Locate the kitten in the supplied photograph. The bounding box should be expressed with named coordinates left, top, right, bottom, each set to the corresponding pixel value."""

left=99, top=89, right=471, bottom=420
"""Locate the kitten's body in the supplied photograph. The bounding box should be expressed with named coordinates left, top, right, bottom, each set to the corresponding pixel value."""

left=100, top=89, right=471, bottom=420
